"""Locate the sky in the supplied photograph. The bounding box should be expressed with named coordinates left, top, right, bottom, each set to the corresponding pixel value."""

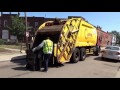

left=1, top=12, right=120, bottom=32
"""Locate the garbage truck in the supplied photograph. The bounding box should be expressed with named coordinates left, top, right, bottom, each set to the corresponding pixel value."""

left=26, top=17, right=101, bottom=70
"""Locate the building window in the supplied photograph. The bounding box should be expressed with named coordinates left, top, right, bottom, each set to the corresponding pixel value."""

left=35, top=22, right=38, bottom=27
left=4, top=20, right=7, bottom=27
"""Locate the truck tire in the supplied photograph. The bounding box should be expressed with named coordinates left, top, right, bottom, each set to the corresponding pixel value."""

left=93, top=46, right=100, bottom=56
left=26, top=63, right=35, bottom=71
left=26, top=63, right=31, bottom=69
left=70, top=48, right=80, bottom=63
left=80, top=48, right=86, bottom=61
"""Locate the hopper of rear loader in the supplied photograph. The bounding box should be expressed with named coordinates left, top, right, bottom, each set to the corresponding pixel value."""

left=33, top=25, right=64, bottom=47
left=37, top=25, right=63, bottom=35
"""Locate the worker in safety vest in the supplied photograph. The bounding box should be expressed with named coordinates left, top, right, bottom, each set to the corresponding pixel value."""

left=32, top=37, right=53, bottom=72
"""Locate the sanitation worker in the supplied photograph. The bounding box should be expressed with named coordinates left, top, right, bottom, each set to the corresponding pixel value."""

left=32, top=37, right=53, bottom=72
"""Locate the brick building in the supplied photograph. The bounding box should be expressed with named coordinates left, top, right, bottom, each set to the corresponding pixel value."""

left=96, top=26, right=113, bottom=47
left=0, top=13, right=18, bottom=40
left=0, top=13, right=56, bottom=42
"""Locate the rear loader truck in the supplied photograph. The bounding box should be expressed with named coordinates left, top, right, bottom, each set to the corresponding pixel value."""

left=26, top=17, right=100, bottom=70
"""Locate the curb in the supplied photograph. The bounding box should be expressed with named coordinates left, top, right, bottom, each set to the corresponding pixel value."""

left=10, top=55, right=26, bottom=61
left=11, top=55, right=26, bottom=61
left=0, top=54, right=26, bottom=62
left=0, top=58, right=26, bottom=62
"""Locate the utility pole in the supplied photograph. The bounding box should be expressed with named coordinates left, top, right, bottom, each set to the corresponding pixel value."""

left=25, top=12, right=28, bottom=49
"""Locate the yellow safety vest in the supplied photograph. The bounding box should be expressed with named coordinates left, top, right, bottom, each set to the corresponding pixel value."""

left=43, top=39, right=53, bottom=54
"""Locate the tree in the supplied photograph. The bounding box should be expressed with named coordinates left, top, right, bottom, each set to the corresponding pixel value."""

left=7, top=15, right=25, bottom=41
left=110, top=30, right=120, bottom=45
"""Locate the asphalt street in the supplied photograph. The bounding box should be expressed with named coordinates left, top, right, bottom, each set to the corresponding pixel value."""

left=0, top=55, right=120, bottom=78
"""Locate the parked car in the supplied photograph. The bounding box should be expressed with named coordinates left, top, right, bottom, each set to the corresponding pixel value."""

left=101, top=45, right=120, bottom=60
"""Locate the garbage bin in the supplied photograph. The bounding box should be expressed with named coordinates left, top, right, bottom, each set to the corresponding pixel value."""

left=26, top=49, right=36, bottom=71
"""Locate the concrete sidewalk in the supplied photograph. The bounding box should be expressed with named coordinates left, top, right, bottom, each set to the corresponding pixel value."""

left=4, top=48, right=25, bottom=53
left=0, top=53, right=26, bottom=62
left=0, top=48, right=26, bottom=62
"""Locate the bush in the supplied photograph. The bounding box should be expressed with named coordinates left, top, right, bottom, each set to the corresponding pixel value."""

left=0, top=39, right=5, bottom=45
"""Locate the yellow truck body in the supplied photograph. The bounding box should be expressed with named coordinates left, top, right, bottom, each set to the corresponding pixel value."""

left=33, top=18, right=98, bottom=64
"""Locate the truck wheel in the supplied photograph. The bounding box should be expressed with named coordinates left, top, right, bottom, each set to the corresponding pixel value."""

left=70, top=48, right=80, bottom=63
left=26, top=63, right=31, bottom=69
left=93, top=46, right=100, bottom=56
left=80, top=48, right=86, bottom=61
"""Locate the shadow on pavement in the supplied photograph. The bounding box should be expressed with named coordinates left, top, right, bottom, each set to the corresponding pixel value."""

left=94, top=57, right=120, bottom=63
left=11, top=55, right=27, bottom=71
left=11, top=63, right=64, bottom=71
left=11, top=67, right=27, bottom=71
left=11, top=58, right=64, bottom=71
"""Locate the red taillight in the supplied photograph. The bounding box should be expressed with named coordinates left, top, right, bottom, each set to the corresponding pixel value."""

left=116, top=52, right=120, bottom=55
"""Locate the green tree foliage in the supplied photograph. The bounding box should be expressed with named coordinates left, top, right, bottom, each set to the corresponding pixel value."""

left=111, top=30, right=120, bottom=45
left=7, top=15, right=25, bottom=40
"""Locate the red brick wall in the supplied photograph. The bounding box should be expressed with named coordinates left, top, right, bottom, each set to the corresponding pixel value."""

left=0, top=14, right=64, bottom=41
left=0, top=14, right=17, bottom=39
left=0, top=14, right=45, bottom=39
left=97, top=29, right=112, bottom=47
left=27, top=17, right=44, bottom=29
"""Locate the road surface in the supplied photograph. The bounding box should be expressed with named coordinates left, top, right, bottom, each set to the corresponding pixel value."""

left=0, top=55, right=120, bottom=78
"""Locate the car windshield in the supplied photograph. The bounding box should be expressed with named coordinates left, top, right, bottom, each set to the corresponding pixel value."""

left=111, top=47, right=119, bottom=50
left=105, top=46, right=119, bottom=50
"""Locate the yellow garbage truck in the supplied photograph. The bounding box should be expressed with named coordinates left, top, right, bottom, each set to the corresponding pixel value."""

left=26, top=17, right=100, bottom=68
